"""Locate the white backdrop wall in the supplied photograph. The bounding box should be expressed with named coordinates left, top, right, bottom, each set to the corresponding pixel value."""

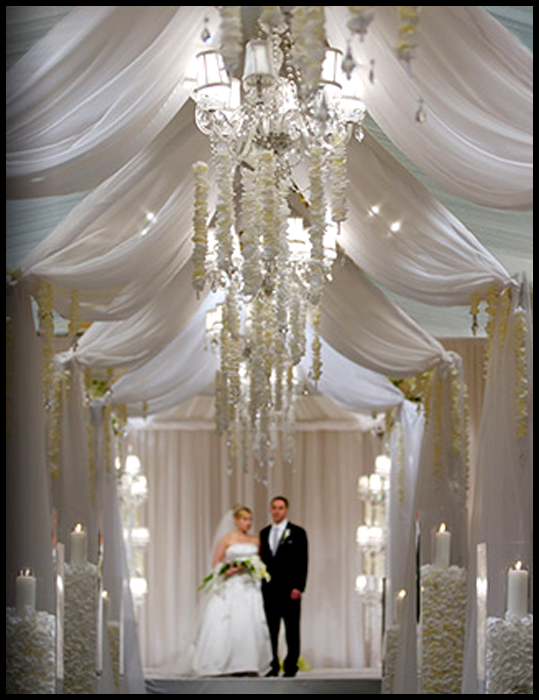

left=129, top=425, right=385, bottom=672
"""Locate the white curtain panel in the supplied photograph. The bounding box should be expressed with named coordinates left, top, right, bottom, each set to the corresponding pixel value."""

left=6, top=281, right=55, bottom=613
left=6, top=6, right=216, bottom=198
left=462, top=275, right=533, bottom=693
left=326, top=6, right=533, bottom=210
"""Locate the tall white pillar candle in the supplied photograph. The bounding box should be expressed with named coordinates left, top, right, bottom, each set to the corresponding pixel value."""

left=70, top=523, right=88, bottom=565
left=16, top=568, right=37, bottom=617
left=434, top=523, right=451, bottom=569
left=507, top=561, right=528, bottom=617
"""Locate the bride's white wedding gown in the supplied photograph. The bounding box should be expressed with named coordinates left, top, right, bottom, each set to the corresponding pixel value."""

left=191, top=543, right=272, bottom=676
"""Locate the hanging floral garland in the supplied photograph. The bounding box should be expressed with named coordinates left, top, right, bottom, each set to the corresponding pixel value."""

left=192, top=161, right=209, bottom=295
left=219, top=6, right=243, bottom=78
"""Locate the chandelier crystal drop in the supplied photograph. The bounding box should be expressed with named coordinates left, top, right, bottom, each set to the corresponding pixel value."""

left=191, top=7, right=364, bottom=471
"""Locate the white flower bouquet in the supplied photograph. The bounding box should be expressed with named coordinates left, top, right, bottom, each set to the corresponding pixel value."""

left=198, top=554, right=271, bottom=593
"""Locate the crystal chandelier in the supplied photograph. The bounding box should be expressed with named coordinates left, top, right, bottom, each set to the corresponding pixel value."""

left=190, top=7, right=365, bottom=471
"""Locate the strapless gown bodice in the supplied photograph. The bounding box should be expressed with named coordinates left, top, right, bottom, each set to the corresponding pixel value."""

left=223, top=542, right=259, bottom=563
left=191, top=543, right=271, bottom=676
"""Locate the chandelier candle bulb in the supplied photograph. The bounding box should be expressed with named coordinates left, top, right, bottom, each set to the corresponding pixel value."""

left=395, top=588, right=407, bottom=626
left=507, top=561, right=528, bottom=617
left=16, top=569, right=37, bottom=617
left=433, top=522, right=451, bottom=569
left=70, top=523, right=88, bottom=566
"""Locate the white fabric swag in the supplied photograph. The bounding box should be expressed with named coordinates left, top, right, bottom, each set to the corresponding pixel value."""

left=8, top=6, right=532, bottom=210
left=326, top=6, right=533, bottom=211
left=6, top=6, right=217, bottom=198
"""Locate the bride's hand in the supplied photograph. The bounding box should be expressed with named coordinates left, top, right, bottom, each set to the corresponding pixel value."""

left=225, top=565, right=243, bottom=577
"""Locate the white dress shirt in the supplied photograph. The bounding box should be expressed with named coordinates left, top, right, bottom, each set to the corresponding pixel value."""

left=270, top=519, right=289, bottom=555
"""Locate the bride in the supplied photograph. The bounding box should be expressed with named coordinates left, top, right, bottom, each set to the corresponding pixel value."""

left=191, top=506, right=272, bottom=676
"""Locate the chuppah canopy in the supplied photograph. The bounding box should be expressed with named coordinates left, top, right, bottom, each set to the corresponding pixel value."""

left=6, top=5, right=532, bottom=694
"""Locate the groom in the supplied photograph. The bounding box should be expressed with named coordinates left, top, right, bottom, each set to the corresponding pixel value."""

left=260, top=496, right=308, bottom=677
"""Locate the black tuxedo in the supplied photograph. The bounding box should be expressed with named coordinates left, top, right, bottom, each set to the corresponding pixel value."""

left=260, top=522, right=308, bottom=676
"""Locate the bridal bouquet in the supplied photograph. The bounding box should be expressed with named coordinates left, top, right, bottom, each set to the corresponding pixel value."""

left=198, top=555, right=271, bottom=593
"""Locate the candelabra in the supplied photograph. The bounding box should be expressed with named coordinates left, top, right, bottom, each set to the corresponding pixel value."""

left=356, top=454, right=391, bottom=667
left=117, top=454, right=150, bottom=607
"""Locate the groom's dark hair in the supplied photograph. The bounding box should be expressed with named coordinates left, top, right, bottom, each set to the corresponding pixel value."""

left=271, top=495, right=289, bottom=508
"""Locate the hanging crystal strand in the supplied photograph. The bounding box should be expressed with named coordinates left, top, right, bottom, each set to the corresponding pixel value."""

left=275, top=171, right=291, bottom=344
left=310, top=305, right=323, bottom=386
left=215, top=370, right=227, bottom=436
left=240, top=159, right=263, bottom=297
left=282, top=365, right=296, bottom=465
left=201, top=15, right=211, bottom=44
left=415, top=97, right=427, bottom=124
left=342, top=41, right=356, bottom=80
left=329, top=130, right=348, bottom=225
left=249, top=294, right=267, bottom=428
left=192, top=161, right=209, bottom=295
left=369, top=58, right=376, bottom=85
left=223, top=279, right=241, bottom=413
left=259, top=151, right=279, bottom=292
left=219, top=6, right=243, bottom=78
left=308, top=144, right=327, bottom=307
left=212, top=138, right=235, bottom=282
left=289, top=275, right=307, bottom=367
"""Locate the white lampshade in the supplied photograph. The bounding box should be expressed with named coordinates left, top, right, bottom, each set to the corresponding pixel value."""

left=243, top=39, right=276, bottom=89
left=340, top=74, right=366, bottom=124
left=320, top=47, right=343, bottom=92
left=194, top=49, right=231, bottom=108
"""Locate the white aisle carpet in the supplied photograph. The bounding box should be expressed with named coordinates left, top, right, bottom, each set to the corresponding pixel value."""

left=145, top=668, right=381, bottom=694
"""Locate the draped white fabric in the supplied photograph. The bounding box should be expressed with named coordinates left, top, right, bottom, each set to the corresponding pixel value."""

left=326, top=6, right=533, bottom=210
left=394, top=353, right=470, bottom=693
left=8, top=7, right=532, bottom=209
left=342, top=133, right=513, bottom=305
left=6, top=282, right=54, bottom=613
left=22, top=103, right=210, bottom=323
left=6, top=6, right=216, bottom=198
left=462, top=277, right=533, bottom=693
left=320, top=257, right=447, bottom=378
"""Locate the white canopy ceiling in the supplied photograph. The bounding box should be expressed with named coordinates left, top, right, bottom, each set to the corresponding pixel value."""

left=6, top=6, right=533, bottom=338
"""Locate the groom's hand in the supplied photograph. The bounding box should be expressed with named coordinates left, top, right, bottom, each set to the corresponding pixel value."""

left=290, top=589, right=302, bottom=600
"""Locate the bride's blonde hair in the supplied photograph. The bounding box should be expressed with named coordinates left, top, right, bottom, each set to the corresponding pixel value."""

left=233, top=505, right=252, bottom=520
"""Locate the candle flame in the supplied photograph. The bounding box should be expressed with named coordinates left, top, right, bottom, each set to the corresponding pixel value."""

left=397, top=589, right=407, bottom=600
left=515, top=560, right=523, bottom=571
left=74, top=523, right=83, bottom=533
left=438, top=522, right=446, bottom=533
